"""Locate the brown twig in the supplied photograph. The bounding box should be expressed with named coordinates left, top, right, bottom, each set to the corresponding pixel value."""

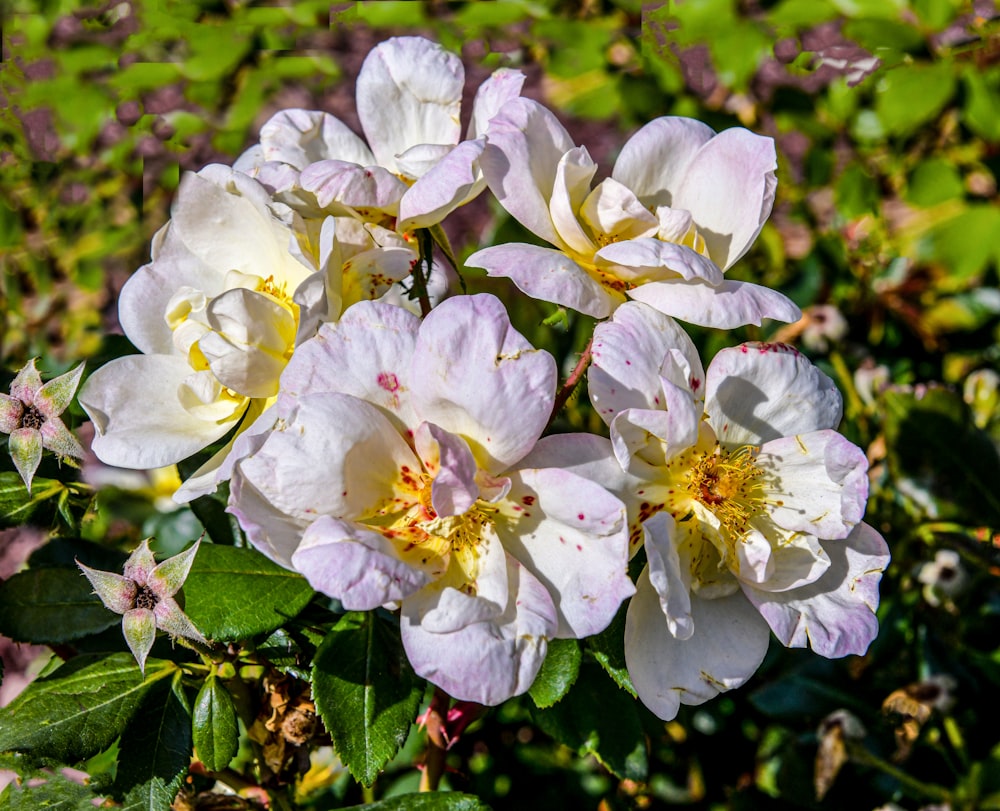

left=547, top=336, right=594, bottom=429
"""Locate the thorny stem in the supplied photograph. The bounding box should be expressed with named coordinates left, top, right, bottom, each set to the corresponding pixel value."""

left=419, top=687, right=450, bottom=792
left=547, top=337, right=594, bottom=429
left=409, top=229, right=434, bottom=318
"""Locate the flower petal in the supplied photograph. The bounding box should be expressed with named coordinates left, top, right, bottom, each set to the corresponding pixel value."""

left=280, top=300, right=421, bottom=434
left=401, top=553, right=557, bottom=705
left=153, top=594, right=206, bottom=643
left=9, top=428, right=41, bottom=493
left=39, top=418, right=84, bottom=459
left=743, top=522, right=888, bottom=657
left=548, top=146, right=598, bottom=256
left=34, top=363, right=84, bottom=417
left=0, top=394, right=22, bottom=434
left=465, top=243, right=616, bottom=319
left=298, top=160, right=406, bottom=216
left=291, top=516, right=438, bottom=609
left=705, top=343, right=843, bottom=447
left=258, top=108, right=374, bottom=168
left=415, top=423, right=480, bottom=518
left=124, top=539, right=157, bottom=585
left=468, top=68, right=526, bottom=139
left=410, top=294, right=557, bottom=473
left=642, top=513, right=694, bottom=640
left=594, top=238, right=723, bottom=284
left=228, top=462, right=309, bottom=568
left=398, top=139, right=487, bottom=231
left=758, top=430, right=869, bottom=539
left=77, top=563, right=136, bottom=614
left=496, top=467, right=633, bottom=638
left=480, top=97, right=576, bottom=247
left=148, top=540, right=200, bottom=598
left=356, top=37, right=463, bottom=172
left=10, top=359, right=42, bottom=403
left=671, top=127, right=778, bottom=270
left=611, top=116, right=715, bottom=209
left=123, top=609, right=157, bottom=674
left=627, top=278, right=800, bottom=329
left=625, top=579, right=771, bottom=720
left=79, top=355, right=244, bottom=469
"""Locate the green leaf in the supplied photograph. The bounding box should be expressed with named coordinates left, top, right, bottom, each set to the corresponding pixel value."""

left=528, top=639, right=582, bottom=708
left=835, top=162, right=880, bottom=218
left=883, top=387, right=1000, bottom=525
left=187, top=487, right=244, bottom=546
left=312, top=612, right=423, bottom=787
left=338, top=793, right=491, bottom=811
left=532, top=662, right=647, bottom=781
left=962, top=67, right=1000, bottom=143
left=182, top=544, right=313, bottom=641
left=906, top=159, right=965, bottom=207
left=113, top=673, right=192, bottom=810
left=587, top=604, right=636, bottom=696
left=875, top=62, right=955, bottom=137
left=923, top=205, right=1000, bottom=283
left=0, top=654, right=177, bottom=763
left=0, top=473, right=64, bottom=528
left=192, top=674, right=239, bottom=772
left=0, top=567, right=118, bottom=644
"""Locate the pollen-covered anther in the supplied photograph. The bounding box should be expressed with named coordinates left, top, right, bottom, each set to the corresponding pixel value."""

left=686, top=445, right=767, bottom=535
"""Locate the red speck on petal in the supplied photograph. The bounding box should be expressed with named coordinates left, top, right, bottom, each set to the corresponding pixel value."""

left=690, top=377, right=701, bottom=391
left=522, top=495, right=535, bottom=506
left=578, top=513, right=585, bottom=520
left=625, top=359, right=631, bottom=365
left=740, top=345, right=749, bottom=353
left=377, top=372, right=400, bottom=393
left=576, top=544, right=583, bottom=551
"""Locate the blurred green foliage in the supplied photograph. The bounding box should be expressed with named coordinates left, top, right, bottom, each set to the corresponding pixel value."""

left=2, top=0, right=999, bottom=809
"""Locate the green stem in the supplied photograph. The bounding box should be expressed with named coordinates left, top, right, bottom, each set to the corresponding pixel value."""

left=410, top=229, right=434, bottom=318
left=419, top=687, right=450, bottom=792
left=847, top=742, right=952, bottom=803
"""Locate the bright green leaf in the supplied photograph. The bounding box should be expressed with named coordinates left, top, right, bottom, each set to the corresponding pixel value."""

left=192, top=674, right=239, bottom=773
left=923, top=205, right=1000, bottom=283
left=0, top=654, right=177, bottom=763
left=875, top=62, right=955, bottom=137
left=0, top=566, right=118, bottom=644
left=338, top=793, right=491, bottom=811
left=182, top=544, right=313, bottom=641
left=587, top=604, right=636, bottom=696
left=312, top=612, right=423, bottom=787
left=528, top=639, right=582, bottom=709
left=0, top=473, right=65, bottom=528
left=962, top=67, right=1000, bottom=143
left=906, top=159, right=965, bottom=207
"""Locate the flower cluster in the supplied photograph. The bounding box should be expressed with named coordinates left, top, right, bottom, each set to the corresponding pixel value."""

left=77, top=36, right=889, bottom=717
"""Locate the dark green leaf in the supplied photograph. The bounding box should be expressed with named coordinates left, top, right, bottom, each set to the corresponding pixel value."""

left=0, top=567, right=118, bottom=644
left=192, top=674, right=239, bottom=772
left=113, top=673, right=192, bottom=809
left=0, top=473, right=63, bottom=528
left=338, top=793, right=491, bottom=811
left=587, top=604, right=636, bottom=697
left=883, top=387, right=1000, bottom=525
left=27, top=537, right=127, bottom=571
left=312, top=612, right=423, bottom=787
left=532, top=662, right=647, bottom=781
left=187, top=486, right=244, bottom=547
left=182, top=544, right=313, bottom=641
left=0, top=767, right=101, bottom=809
left=528, top=639, right=581, bottom=708
left=0, top=654, right=176, bottom=763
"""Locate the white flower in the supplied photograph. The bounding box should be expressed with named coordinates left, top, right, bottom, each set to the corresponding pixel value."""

left=228, top=294, right=634, bottom=705
left=466, top=100, right=800, bottom=328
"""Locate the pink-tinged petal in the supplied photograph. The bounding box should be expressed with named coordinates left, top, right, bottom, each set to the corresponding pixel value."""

left=589, top=301, right=704, bottom=422
left=594, top=238, right=723, bottom=284
left=625, top=580, right=771, bottom=721
left=148, top=540, right=200, bottom=598
left=357, top=37, right=463, bottom=172
left=292, top=516, right=438, bottom=609
left=734, top=529, right=776, bottom=585
left=77, top=563, right=136, bottom=614
left=199, top=288, right=297, bottom=399
left=241, top=160, right=301, bottom=195
left=480, top=98, right=576, bottom=246
left=299, top=160, right=406, bottom=216
left=410, top=294, right=557, bottom=474
left=465, top=243, right=616, bottom=319
left=758, top=430, right=868, bottom=539
left=39, top=418, right=84, bottom=459
left=258, top=108, right=374, bottom=168
left=124, top=540, right=157, bottom=585
left=10, top=359, right=42, bottom=403
left=415, top=423, right=479, bottom=518
left=609, top=397, right=699, bottom=471
left=123, top=609, right=157, bottom=674
left=642, top=514, right=694, bottom=639
left=0, top=394, right=22, bottom=433
left=401, top=553, right=557, bottom=705
left=235, top=392, right=421, bottom=524
left=496, top=467, right=633, bottom=639
left=744, top=522, right=888, bottom=658
left=407, top=530, right=509, bottom=634
left=612, top=116, right=715, bottom=209
left=9, top=428, right=41, bottom=493
left=548, top=146, right=598, bottom=256
left=394, top=143, right=454, bottom=180
left=671, top=127, right=777, bottom=270
left=280, top=300, right=420, bottom=433
left=79, top=355, right=244, bottom=469
left=579, top=178, right=658, bottom=243
left=34, top=363, right=84, bottom=417
left=153, top=594, right=206, bottom=643
left=705, top=343, right=843, bottom=447
left=468, top=68, right=526, bottom=139
left=228, top=463, right=309, bottom=568
left=743, top=524, right=830, bottom=592
left=398, top=139, right=487, bottom=231
left=628, top=278, right=801, bottom=330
